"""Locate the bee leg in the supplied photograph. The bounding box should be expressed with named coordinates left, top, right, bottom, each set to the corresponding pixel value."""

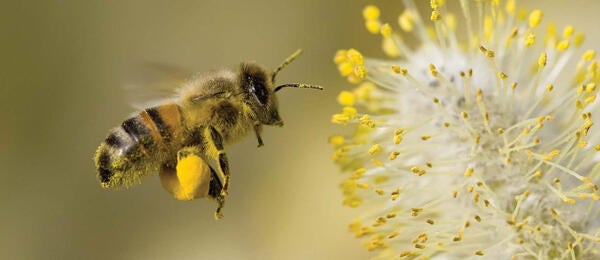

left=206, top=126, right=231, bottom=197
left=253, top=122, right=264, bottom=147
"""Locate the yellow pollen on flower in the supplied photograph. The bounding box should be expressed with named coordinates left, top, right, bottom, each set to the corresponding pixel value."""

left=525, top=33, right=535, bottom=47
left=338, top=62, right=354, bottom=76
left=575, top=33, right=585, bottom=46
left=328, top=135, right=344, bottom=146
left=528, top=10, right=543, bottom=28
left=368, top=144, right=382, bottom=155
left=398, top=10, right=414, bottom=32
left=431, top=10, right=441, bottom=21
left=583, top=50, right=596, bottom=60
left=544, top=150, right=561, bottom=161
left=506, top=0, right=516, bottom=15
left=556, top=40, right=570, bottom=51
left=421, top=135, right=431, bottom=141
left=563, top=25, right=575, bottom=38
left=332, top=113, right=350, bottom=124
left=365, top=20, right=381, bottom=34
left=337, top=91, right=355, bottom=106
left=362, top=5, right=380, bottom=20
left=391, top=65, right=408, bottom=75
left=380, top=23, right=392, bottom=37
left=342, top=106, right=357, bottom=119
left=585, top=96, right=596, bottom=104
left=355, top=66, right=367, bottom=79
left=465, top=167, right=474, bottom=177
left=538, top=53, right=547, bottom=67
left=410, top=208, right=423, bottom=216
left=474, top=250, right=485, bottom=256
left=347, top=49, right=364, bottom=65
left=389, top=151, right=400, bottom=160
left=498, top=72, right=508, bottom=79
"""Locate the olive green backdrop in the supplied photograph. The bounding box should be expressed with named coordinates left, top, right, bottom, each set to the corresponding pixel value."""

left=0, top=1, right=597, bottom=259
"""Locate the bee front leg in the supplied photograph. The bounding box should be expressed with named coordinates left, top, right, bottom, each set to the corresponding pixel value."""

left=254, top=122, right=264, bottom=147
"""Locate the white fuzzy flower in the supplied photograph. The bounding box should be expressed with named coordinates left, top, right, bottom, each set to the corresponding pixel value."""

left=331, top=0, right=600, bottom=258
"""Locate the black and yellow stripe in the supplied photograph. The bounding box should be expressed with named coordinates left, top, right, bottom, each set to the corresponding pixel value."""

left=95, top=103, right=184, bottom=188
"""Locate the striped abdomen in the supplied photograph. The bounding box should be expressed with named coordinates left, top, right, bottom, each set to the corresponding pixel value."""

left=94, top=103, right=184, bottom=189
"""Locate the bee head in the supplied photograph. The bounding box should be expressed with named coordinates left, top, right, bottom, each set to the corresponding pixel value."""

left=240, top=49, right=323, bottom=127
left=240, top=62, right=283, bottom=126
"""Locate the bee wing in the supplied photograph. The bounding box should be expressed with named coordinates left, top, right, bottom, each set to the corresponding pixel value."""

left=124, top=62, right=192, bottom=110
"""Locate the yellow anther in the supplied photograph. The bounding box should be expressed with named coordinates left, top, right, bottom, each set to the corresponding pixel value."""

left=357, top=183, right=369, bottom=189
left=332, top=114, right=350, bottom=124
left=575, top=33, right=585, bottom=47
left=498, top=72, right=508, bottom=79
left=328, top=135, right=344, bottom=146
left=563, top=25, right=575, bottom=38
left=426, top=219, right=435, bottom=225
left=333, top=50, right=347, bottom=64
left=337, top=91, right=355, bottom=106
left=338, top=62, right=354, bottom=77
left=382, top=37, right=400, bottom=57
left=342, top=106, right=357, bottom=119
left=452, top=190, right=458, bottom=198
left=430, top=0, right=440, bottom=9
left=429, top=64, right=439, bottom=76
left=354, top=66, right=367, bottom=79
left=375, top=189, right=385, bottom=195
left=525, top=33, right=535, bottom=47
left=546, top=84, right=554, bottom=92
left=380, top=23, right=392, bottom=37
left=389, top=151, right=400, bottom=160
left=474, top=250, right=485, bottom=256
left=506, top=0, right=516, bottom=15
left=398, top=10, right=414, bottom=32
left=388, top=231, right=399, bottom=239
left=393, top=135, right=403, bottom=144
left=362, top=5, right=380, bottom=20
left=538, top=53, right=547, bottom=67
left=346, top=49, right=364, bottom=65
left=474, top=215, right=482, bottom=222
left=391, top=65, right=407, bottom=75
left=461, top=111, right=469, bottom=119
left=544, top=150, right=560, bottom=161
left=528, top=10, right=543, bottom=28
left=421, top=135, right=431, bottom=141
left=410, top=208, right=423, bottom=216
left=368, top=144, right=382, bottom=155
left=556, top=40, right=570, bottom=51
left=583, top=50, right=596, bottom=60
left=464, top=167, right=474, bottom=177
left=360, top=115, right=375, bottom=128
left=431, top=10, right=441, bottom=21
left=585, top=95, right=596, bottom=104
left=365, top=20, right=381, bottom=34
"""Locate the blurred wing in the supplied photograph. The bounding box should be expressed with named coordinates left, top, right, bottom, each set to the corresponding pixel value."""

left=124, top=62, right=192, bottom=110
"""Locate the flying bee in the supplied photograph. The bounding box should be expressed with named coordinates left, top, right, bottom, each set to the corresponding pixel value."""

left=94, top=49, right=322, bottom=219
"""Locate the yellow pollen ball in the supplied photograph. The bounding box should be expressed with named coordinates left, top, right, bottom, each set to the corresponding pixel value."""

left=365, top=20, right=381, bottom=34
left=337, top=91, right=356, bottom=106
left=583, top=50, right=596, bottom=60
left=354, top=66, right=367, bottom=79
left=333, top=50, right=347, bottom=64
left=431, top=10, right=441, bottom=21
left=398, top=10, right=414, bottom=32
left=362, top=5, right=380, bottom=20
left=342, top=106, right=357, bottom=119
left=538, top=53, right=547, bottom=67
left=338, top=62, right=354, bottom=76
left=556, top=40, right=570, bottom=51
left=368, top=144, right=382, bottom=155
left=380, top=23, right=392, bottom=37
left=563, top=25, right=575, bottom=38
left=328, top=135, right=344, bottom=146
left=525, top=33, right=535, bottom=46
left=528, top=10, right=543, bottom=28
left=346, top=49, right=364, bottom=65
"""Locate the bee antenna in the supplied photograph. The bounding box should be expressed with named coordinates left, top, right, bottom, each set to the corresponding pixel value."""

left=271, top=49, right=304, bottom=84
left=274, top=83, right=324, bottom=92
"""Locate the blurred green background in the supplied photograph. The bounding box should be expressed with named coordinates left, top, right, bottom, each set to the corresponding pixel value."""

left=0, top=1, right=598, bottom=259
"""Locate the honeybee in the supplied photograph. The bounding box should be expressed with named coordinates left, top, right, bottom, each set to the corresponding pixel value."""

left=94, top=49, right=322, bottom=219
